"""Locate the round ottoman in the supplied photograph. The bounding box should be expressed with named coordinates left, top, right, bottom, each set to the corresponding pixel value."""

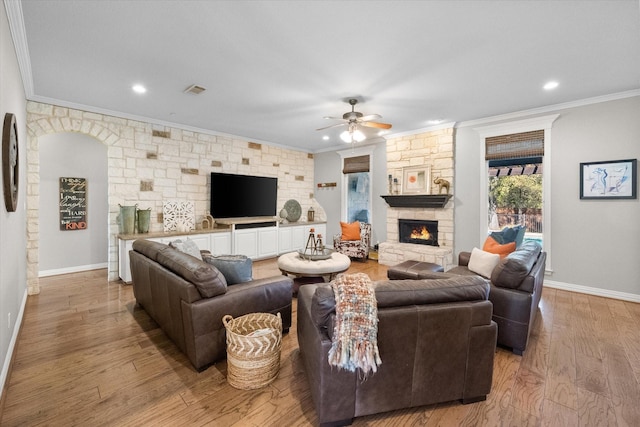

left=277, top=251, right=351, bottom=282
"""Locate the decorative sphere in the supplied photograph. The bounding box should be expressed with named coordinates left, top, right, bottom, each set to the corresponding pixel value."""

left=279, top=208, right=288, bottom=220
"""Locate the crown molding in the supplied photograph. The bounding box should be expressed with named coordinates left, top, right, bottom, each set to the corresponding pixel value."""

left=457, top=89, right=640, bottom=129
left=4, top=0, right=34, bottom=97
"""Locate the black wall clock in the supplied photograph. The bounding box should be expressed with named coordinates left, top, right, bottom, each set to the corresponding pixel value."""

left=3, top=113, right=19, bottom=212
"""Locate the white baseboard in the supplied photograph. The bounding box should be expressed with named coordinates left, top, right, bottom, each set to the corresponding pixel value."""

left=544, top=280, right=640, bottom=303
left=39, top=262, right=108, bottom=278
left=1, top=289, right=28, bottom=401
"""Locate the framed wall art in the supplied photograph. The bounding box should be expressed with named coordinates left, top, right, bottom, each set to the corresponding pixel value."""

left=580, top=159, right=637, bottom=200
left=402, top=165, right=431, bottom=195
left=59, top=177, right=88, bottom=230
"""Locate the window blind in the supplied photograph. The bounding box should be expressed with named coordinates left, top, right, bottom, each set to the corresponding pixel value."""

left=485, top=130, right=544, bottom=160
left=342, top=155, right=370, bottom=174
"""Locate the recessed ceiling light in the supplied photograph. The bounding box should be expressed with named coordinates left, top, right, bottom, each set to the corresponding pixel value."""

left=543, top=81, right=559, bottom=90
left=427, top=119, right=443, bottom=125
left=322, top=135, right=329, bottom=141
left=132, top=84, right=147, bottom=94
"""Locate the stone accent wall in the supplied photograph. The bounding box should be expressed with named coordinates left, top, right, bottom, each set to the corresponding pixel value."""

left=380, top=128, right=455, bottom=267
left=25, top=101, right=319, bottom=294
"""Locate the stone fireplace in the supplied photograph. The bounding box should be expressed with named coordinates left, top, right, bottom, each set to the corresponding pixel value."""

left=378, top=127, right=455, bottom=269
left=398, top=219, right=439, bottom=246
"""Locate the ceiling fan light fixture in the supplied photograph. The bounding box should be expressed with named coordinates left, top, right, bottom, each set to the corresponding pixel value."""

left=340, top=129, right=366, bottom=143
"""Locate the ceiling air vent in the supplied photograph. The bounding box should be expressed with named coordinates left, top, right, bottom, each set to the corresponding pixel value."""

left=184, top=84, right=206, bottom=95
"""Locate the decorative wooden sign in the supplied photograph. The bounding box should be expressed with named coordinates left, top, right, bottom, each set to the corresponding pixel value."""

left=59, top=177, right=87, bottom=230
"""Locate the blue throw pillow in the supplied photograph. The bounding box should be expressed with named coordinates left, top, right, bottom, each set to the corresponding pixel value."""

left=502, top=226, right=518, bottom=243
left=490, top=225, right=526, bottom=246
left=489, top=231, right=505, bottom=244
left=202, top=254, right=252, bottom=285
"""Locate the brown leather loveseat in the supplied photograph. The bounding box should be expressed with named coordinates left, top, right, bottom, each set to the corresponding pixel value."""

left=448, top=241, right=546, bottom=355
left=129, top=239, right=293, bottom=371
left=297, top=275, right=497, bottom=426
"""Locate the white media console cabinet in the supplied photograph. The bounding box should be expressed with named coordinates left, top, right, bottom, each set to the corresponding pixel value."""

left=118, top=217, right=327, bottom=283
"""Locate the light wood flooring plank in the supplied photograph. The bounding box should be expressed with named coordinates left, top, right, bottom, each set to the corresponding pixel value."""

left=511, top=366, right=546, bottom=419
left=545, top=325, right=577, bottom=409
left=577, top=387, right=618, bottom=427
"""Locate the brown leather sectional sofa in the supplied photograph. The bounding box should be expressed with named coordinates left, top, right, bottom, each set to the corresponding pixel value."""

left=448, top=241, right=546, bottom=355
left=297, top=275, right=497, bottom=426
left=129, top=239, right=293, bottom=371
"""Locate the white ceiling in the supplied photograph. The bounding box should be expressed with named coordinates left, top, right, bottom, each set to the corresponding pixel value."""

left=10, top=0, right=640, bottom=152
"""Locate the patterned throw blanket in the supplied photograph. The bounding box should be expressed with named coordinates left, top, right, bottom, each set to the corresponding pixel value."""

left=328, top=273, right=382, bottom=377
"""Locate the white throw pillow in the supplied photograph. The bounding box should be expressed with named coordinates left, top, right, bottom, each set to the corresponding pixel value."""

left=468, top=247, right=500, bottom=279
left=170, top=238, right=203, bottom=261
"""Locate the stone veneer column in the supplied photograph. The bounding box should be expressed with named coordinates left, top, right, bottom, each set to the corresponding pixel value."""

left=380, top=127, right=455, bottom=268
left=25, top=101, right=320, bottom=294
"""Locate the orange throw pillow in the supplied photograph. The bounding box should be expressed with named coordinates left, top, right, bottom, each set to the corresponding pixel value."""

left=340, top=221, right=361, bottom=241
left=483, top=236, right=516, bottom=259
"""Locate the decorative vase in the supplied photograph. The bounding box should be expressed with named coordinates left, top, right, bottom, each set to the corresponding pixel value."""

left=119, top=204, right=137, bottom=235
left=137, top=208, right=151, bottom=233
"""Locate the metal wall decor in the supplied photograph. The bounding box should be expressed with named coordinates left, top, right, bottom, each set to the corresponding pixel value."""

left=2, top=113, right=19, bottom=212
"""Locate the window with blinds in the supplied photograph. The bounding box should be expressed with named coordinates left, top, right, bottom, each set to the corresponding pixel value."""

left=342, top=155, right=370, bottom=174
left=485, top=130, right=544, bottom=161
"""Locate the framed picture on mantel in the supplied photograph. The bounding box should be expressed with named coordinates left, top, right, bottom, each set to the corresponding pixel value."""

left=402, top=165, right=431, bottom=195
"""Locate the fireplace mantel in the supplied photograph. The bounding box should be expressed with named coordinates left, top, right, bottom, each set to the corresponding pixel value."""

left=381, top=194, right=452, bottom=208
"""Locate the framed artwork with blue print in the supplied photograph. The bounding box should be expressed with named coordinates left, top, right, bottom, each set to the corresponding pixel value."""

left=580, top=159, right=637, bottom=200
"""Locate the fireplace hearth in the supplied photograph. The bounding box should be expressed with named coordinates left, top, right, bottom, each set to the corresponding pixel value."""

left=398, top=219, right=439, bottom=246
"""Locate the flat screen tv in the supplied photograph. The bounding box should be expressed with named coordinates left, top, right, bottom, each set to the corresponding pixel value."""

left=210, top=172, right=278, bottom=218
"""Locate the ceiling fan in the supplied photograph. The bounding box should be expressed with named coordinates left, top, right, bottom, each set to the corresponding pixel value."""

left=316, top=99, right=392, bottom=142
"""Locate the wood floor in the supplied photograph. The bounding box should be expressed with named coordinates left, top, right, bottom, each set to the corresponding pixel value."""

left=1, top=259, right=640, bottom=426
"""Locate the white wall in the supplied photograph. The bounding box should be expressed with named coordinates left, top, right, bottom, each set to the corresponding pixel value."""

left=39, top=132, right=108, bottom=273
left=1, top=2, right=28, bottom=400
left=455, top=95, right=640, bottom=299
left=314, top=141, right=387, bottom=245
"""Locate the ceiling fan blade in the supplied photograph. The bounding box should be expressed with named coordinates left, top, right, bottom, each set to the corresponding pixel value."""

left=322, top=116, right=344, bottom=120
left=361, top=121, right=392, bottom=130
left=359, top=114, right=382, bottom=122
left=316, top=122, right=347, bottom=131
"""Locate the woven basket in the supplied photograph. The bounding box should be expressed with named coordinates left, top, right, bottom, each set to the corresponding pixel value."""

left=222, top=312, right=282, bottom=390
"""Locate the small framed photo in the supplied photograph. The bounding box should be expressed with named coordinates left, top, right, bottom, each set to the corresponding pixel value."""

left=402, top=165, right=431, bottom=194
left=580, top=159, right=637, bottom=199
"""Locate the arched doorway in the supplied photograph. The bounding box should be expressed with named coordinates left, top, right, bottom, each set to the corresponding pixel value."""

left=38, top=133, right=108, bottom=276
left=25, top=106, right=120, bottom=294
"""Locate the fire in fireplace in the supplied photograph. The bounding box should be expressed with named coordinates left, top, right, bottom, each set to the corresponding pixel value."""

left=398, top=219, right=439, bottom=246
